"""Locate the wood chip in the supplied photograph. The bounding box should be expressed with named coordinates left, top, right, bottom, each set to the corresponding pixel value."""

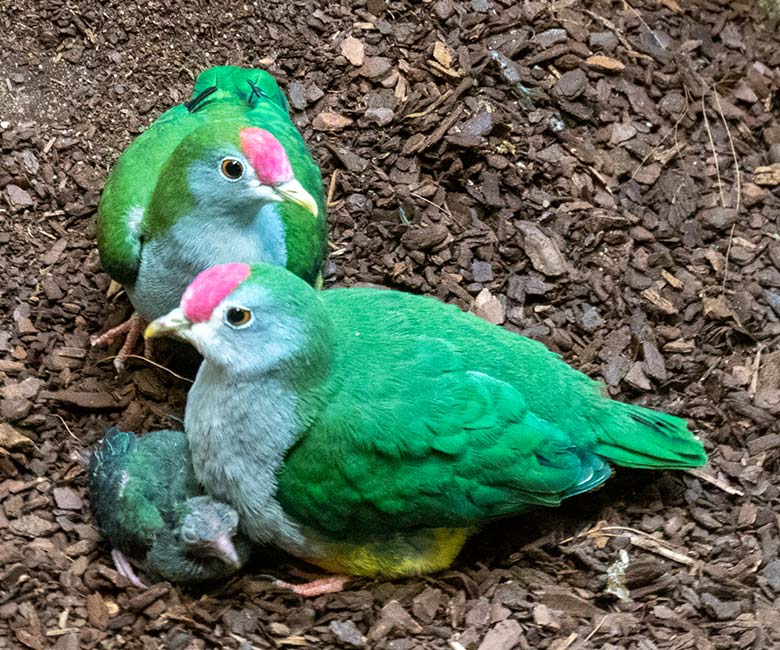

left=86, top=593, right=109, bottom=630
left=340, top=36, right=365, bottom=66
left=312, top=112, right=354, bottom=131
left=585, top=54, right=625, bottom=72
left=753, top=163, right=780, bottom=186
left=641, top=287, right=677, bottom=315
left=433, top=41, right=454, bottom=68
left=516, top=222, right=568, bottom=276
left=39, top=390, right=119, bottom=409
left=0, top=422, right=34, bottom=452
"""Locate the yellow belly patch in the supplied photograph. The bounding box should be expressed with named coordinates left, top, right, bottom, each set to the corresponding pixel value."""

left=306, top=527, right=470, bottom=578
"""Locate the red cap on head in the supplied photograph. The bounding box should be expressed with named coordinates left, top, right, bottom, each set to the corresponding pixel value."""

left=239, top=127, right=294, bottom=185
left=181, top=263, right=251, bottom=323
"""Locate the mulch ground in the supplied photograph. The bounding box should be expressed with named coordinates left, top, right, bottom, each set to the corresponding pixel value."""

left=2, top=0, right=780, bottom=648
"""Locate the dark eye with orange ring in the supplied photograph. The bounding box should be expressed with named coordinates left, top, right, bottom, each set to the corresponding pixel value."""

left=220, top=158, right=244, bottom=181
left=224, top=307, right=252, bottom=328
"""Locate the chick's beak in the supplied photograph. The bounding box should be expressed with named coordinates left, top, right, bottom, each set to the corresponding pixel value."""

left=144, top=307, right=191, bottom=340
left=273, top=178, right=319, bottom=218
left=212, top=534, right=241, bottom=568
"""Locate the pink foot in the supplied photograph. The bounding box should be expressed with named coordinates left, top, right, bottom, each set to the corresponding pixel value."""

left=91, top=313, right=147, bottom=371
left=111, top=549, right=147, bottom=589
left=274, top=575, right=350, bottom=596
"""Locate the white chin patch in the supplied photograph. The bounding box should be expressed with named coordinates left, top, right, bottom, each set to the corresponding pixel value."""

left=190, top=322, right=217, bottom=352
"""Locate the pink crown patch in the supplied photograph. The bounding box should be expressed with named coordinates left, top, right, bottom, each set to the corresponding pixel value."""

left=181, top=263, right=251, bottom=323
left=240, top=127, right=293, bottom=185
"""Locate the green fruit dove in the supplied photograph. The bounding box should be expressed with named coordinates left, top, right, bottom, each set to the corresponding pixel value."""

left=94, top=66, right=327, bottom=368
left=145, top=263, right=707, bottom=596
left=89, top=428, right=252, bottom=586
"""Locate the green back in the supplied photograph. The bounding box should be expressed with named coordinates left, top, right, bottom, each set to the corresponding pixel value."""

left=89, top=428, right=201, bottom=557
left=97, top=66, right=325, bottom=286
left=276, top=288, right=706, bottom=540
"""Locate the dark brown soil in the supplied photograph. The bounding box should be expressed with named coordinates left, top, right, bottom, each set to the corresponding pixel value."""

left=2, top=0, right=780, bottom=648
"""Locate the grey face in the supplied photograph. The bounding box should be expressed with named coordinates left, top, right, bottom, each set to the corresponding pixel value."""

left=180, top=496, right=241, bottom=567
left=186, top=147, right=279, bottom=216
left=185, top=284, right=309, bottom=375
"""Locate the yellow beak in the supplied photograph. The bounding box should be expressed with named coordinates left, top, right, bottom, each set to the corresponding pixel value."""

left=274, top=178, right=319, bottom=218
left=144, top=308, right=191, bottom=340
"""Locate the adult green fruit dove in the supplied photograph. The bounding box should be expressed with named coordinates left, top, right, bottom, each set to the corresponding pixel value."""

left=94, top=66, right=327, bottom=367
left=146, top=263, right=707, bottom=596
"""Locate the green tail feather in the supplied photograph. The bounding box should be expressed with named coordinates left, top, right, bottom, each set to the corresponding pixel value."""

left=192, top=66, right=289, bottom=113
left=593, top=403, right=706, bottom=470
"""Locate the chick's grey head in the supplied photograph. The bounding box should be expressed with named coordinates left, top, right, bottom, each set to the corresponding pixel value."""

left=180, top=496, right=242, bottom=567
left=144, top=262, right=331, bottom=377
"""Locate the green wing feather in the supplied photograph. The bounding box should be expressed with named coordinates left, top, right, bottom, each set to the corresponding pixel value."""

left=278, top=289, right=705, bottom=539
left=97, top=65, right=323, bottom=285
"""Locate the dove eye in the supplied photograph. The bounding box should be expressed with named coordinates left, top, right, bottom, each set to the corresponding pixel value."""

left=220, top=158, right=244, bottom=181
left=224, top=307, right=253, bottom=328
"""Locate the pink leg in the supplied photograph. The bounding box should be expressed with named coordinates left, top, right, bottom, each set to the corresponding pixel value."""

left=111, top=549, right=147, bottom=589
left=91, top=316, right=135, bottom=347
left=274, top=575, right=350, bottom=596
left=91, top=313, right=146, bottom=371
left=143, top=335, right=153, bottom=359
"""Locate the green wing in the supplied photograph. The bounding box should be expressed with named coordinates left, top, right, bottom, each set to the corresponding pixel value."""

left=89, top=429, right=165, bottom=556
left=278, top=287, right=703, bottom=538
left=97, top=65, right=315, bottom=285
left=89, top=429, right=201, bottom=557
left=278, top=337, right=611, bottom=539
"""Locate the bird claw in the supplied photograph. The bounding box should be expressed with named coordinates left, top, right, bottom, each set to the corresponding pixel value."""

left=111, top=549, right=147, bottom=589
left=91, top=313, right=147, bottom=371
left=273, top=575, right=349, bottom=597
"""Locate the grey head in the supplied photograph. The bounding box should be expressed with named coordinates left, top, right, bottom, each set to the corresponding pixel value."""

left=145, top=263, right=333, bottom=378
left=148, top=122, right=318, bottom=229
left=179, top=496, right=242, bottom=568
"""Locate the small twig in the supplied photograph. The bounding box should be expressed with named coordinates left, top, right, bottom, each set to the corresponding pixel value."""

left=622, top=1, right=663, bottom=48
left=584, top=616, right=607, bottom=643
left=326, top=169, right=338, bottom=207
left=404, top=88, right=452, bottom=120
left=229, top=634, right=261, bottom=650
left=722, top=223, right=736, bottom=294
left=629, top=92, right=689, bottom=182
left=551, top=632, right=579, bottom=650
left=748, top=344, right=763, bottom=401
left=711, top=86, right=742, bottom=294
left=53, top=414, right=78, bottom=440
left=713, top=87, right=742, bottom=213
left=701, top=93, right=725, bottom=208
left=628, top=533, right=696, bottom=566
left=97, top=355, right=194, bottom=383
left=410, top=192, right=453, bottom=220
left=686, top=467, right=744, bottom=497
left=560, top=523, right=696, bottom=566
left=584, top=10, right=638, bottom=55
